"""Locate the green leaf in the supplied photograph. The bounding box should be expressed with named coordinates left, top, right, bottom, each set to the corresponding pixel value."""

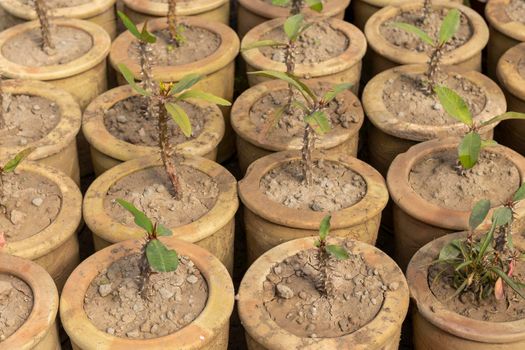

left=156, top=224, right=172, bottom=237
left=272, top=0, right=289, bottom=5
left=117, top=11, right=141, bottom=40
left=491, top=267, right=525, bottom=299
left=248, top=70, right=316, bottom=104
left=304, top=111, right=331, bottom=135
left=177, top=89, right=231, bottom=106
left=140, top=21, right=156, bottom=44
left=434, top=86, right=473, bottom=126
left=2, top=147, right=34, bottom=173
left=169, top=74, right=203, bottom=95
left=165, top=103, right=192, bottom=137
left=492, top=206, right=513, bottom=227
left=116, top=199, right=153, bottom=233
left=319, top=215, right=331, bottom=241
left=438, top=9, right=460, bottom=45
left=391, top=22, right=434, bottom=46
left=284, top=14, right=304, bottom=41
left=513, top=183, right=525, bottom=202
left=305, top=0, right=323, bottom=12
left=477, top=221, right=497, bottom=260
left=146, top=239, right=179, bottom=272
left=479, top=112, right=525, bottom=128
left=241, top=39, right=286, bottom=51
left=469, top=199, right=490, bottom=231
left=458, top=132, right=481, bottom=169
left=439, top=239, right=462, bottom=261
left=117, top=63, right=150, bottom=96
left=322, top=83, right=353, bottom=104
left=326, top=244, right=349, bottom=260
left=480, top=139, right=497, bottom=148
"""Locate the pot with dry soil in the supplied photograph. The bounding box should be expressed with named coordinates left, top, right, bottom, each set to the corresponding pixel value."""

left=365, top=1, right=488, bottom=76
left=0, top=253, right=59, bottom=349
left=238, top=236, right=409, bottom=349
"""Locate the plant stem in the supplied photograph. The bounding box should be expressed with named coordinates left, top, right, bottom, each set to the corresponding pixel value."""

left=158, top=101, right=183, bottom=200
left=139, top=42, right=155, bottom=94
left=0, top=76, right=4, bottom=129
left=291, top=0, right=303, bottom=15
left=34, top=0, right=55, bottom=54
left=284, top=42, right=296, bottom=113
left=421, top=0, right=432, bottom=23
left=316, top=240, right=333, bottom=296
left=138, top=241, right=151, bottom=298
left=424, top=44, right=443, bottom=94
left=301, top=124, right=315, bottom=185
left=167, top=0, right=179, bottom=45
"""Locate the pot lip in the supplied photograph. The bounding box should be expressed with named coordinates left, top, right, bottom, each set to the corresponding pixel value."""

left=386, top=138, right=525, bottom=230
left=0, top=18, right=111, bottom=81
left=83, top=154, right=238, bottom=245
left=109, top=17, right=239, bottom=81
left=60, top=237, right=234, bottom=349
left=238, top=150, right=389, bottom=229
left=123, top=0, right=228, bottom=17
left=497, top=42, right=525, bottom=101
left=0, top=0, right=116, bottom=20
left=364, top=1, right=489, bottom=66
left=0, top=79, right=81, bottom=162
left=485, top=0, right=525, bottom=42
left=0, top=161, right=82, bottom=260
left=82, top=85, right=225, bottom=162
left=0, top=253, right=58, bottom=350
left=238, top=237, right=409, bottom=349
left=241, top=17, right=367, bottom=79
left=231, top=79, right=364, bottom=152
left=238, top=0, right=350, bottom=18
left=362, top=64, right=507, bottom=142
left=407, top=231, right=525, bottom=343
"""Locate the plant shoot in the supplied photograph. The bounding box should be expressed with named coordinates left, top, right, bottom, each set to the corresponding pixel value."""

left=34, top=0, right=55, bottom=54
left=272, top=0, right=323, bottom=15
left=167, top=0, right=185, bottom=45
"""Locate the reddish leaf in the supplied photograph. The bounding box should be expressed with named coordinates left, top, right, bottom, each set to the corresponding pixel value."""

left=509, top=260, right=515, bottom=277
left=495, top=277, right=504, bottom=300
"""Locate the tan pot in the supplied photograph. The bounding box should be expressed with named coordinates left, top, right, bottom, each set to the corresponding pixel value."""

left=122, top=0, right=230, bottom=28
left=0, top=162, right=82, bottom=291
left=238, top=150, right=389, bottom=263
left=231, top=79, right=364, bottom=174
left=82, top=85, right=225, bottom=176
left=0, top=254, right=60, bottom=350
left=0, top=0, right=117, bottom=39
left=237, top=0, right=350, bottom=39
left=365, top=1, right=489, bottom=77
left=110, top=17, right=239, bottom=162
left=238, top=236, right=409, bottom=350
left=60, top=238, right=234, bottom=350
left=407, top=231, right=525, bottom=349
left=83, top=155, right=238, bottom=273
left=0, top=79, right=81, bottom=185
left=363, top=64, right=506, bottom=177
left=387, top=138, right=525, bottom=271
left=485, top=0, right=525, bottom=80
left=241, top=17, right=367, bottom=95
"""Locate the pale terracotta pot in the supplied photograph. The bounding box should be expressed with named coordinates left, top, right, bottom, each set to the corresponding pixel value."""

left=0, top=254, right=60, bottom=350
left=60, top=238, right=234, bottom=350
left=238, top=236, right=410, bottom=350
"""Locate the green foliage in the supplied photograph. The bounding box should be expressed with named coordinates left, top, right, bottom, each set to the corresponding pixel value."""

left=326, top=244, right=349, bottom=260
left=438, top=9, right=461, bottom=45
left=457, top=131, right=481, bottom=169
left=117, top=64, right=150, bottom=96
left=321, top=83, right=353, bottom=104
left=434, top=86, right=472, bottom=126
left=315, top=215, right=349, bottom=260
left=117, top=11, right=156, bottom=44
left=169, top=73, right=202, bottom=95
left=165, top=102, right=192, bottom=137
left=468, top=199, right=490, bottom=231
left=318, top=215, right=330, bottom=241
left=272, top=0, right=323, bottom=12
left=250, top=70, right=316, bottom=103
left=1, top=148, right=34, bottom=174
left=391, top=22, right=434, bottom=45
left=116, top=199, right=154, bottom=233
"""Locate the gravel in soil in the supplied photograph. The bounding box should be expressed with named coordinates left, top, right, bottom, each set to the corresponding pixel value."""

left=0, top=274, right=33, bottom=342
left=506, top=0, right=525, bottom=24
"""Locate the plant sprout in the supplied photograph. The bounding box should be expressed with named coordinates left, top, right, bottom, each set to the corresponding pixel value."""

left=34, top=0, right=54, bottom=54
left=272, top=0, right=323, bottom=15
left=167, top=0, right=185, bottom=45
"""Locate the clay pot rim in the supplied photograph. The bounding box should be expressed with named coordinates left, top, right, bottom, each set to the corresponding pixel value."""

left=237, top=0, right=350, bottom=18
left=497, top=42, right=525, bottom=101
left=387, top=138, right=525, bottom=230
left=241, top=17, right=367, bottom=78
left=83, top=155, right=238, bottom=245
left=0, top=18, right=111, bottom=80
left=362, top=64, right=507, bottom=142
left=407, top=231, right=525, bottom=343
left=123, top=0, right=228, bottom=17
left=82, top=85, right=225, bottom=162
left=60, top=237, right=234, bottom=349
left=0, top=161, right=82, bottom=260
left=364, top=1, right=489, bottom=66
left=238, top=150, right=389, bottom=230
left=0, top=0, right=116, bottom=20
left=0, top=79, right=81, bottom=162
left=109, top=17, right=239, bottom=81
left=485, top=0, right=525, bottom=42
left=0, top=253, right=58, bottom=350
left=238, top=237, right=409, bottom=349
left=231, top=79, right=364, bottom=152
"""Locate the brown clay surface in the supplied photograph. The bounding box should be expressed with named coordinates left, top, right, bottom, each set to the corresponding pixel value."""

left=0, top=94, right=60, bottom=147
left=0, top=274, right=33, bottom=341
left=0, top=171, right=62, bottom=241
left=518, top=57, right=525, bottom=78
left=260, top=20, right=348, bottom=64
left=262, top=0, right=326, bottom=7
left=84, top=252, right=208, bottom=339
left=260, top=159, right=366, bottom=211
left=2, top=27, right=93, bottom=66
left=409, top=150, right=520, bottom=211
left=18, top=0, right=90, bottom=7
left=506, top=0, right=525, bottom=23
left=104, top=166, right=218, bottom=227
left=104, top=96, right=207, bottom=147
left=383, top=72, right=486, bottom=126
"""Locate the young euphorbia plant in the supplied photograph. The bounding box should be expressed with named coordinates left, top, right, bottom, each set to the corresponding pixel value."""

left=392, top=8, right=460, bottom=94
left=272, top=0, right=323, bottom=15
left=34, top=0, right=55, bottom=54
left=167, top=0, right=185, bottom=45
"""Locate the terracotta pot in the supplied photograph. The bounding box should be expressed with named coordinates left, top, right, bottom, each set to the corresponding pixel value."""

left=238, top=236, right=409, bottom=350
left=237, top=0, right=350, bottom=39
left=0, top=4, right=20, bottom=31
left=60, top=238, right=234, bottom=350
left=122, top=0, right=230, bottom=28
left=82, top=85, right=225, bottom=176
left=0, top=254, right=60, bottom=350
left=83, top=155, right=238, bottom=273
left=407, top=231, right=525, bottom=349
left=231, top=79, right=364, bottom=174
left=0, top=162, right=82, bottom=291
left=241, top=17, right=367, bottom=94
left=485, top=0, right=525, bottom=79
left=238, top=150, right=389, bottom=263
left=110, top=17, right=239, bottom=162
left=0, top=0, right=117, bottom=39
left=387, top=138, right=525, bottom=271
left=0, top=79, right=82, bottom=185
left=365, top=1, right=488, bottom=77
left=363, top=64, right=506, bottom=177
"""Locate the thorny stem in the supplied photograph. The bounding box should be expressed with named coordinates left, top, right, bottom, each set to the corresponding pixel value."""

left=291, top=0, right=303, bottom=15
left=167, top=0, right=180, bottom=45
left=421, top=0, right=432, bottom=24
left=302, top=124, right=315, bottom=185
left=34, top=0, right=55, bottom=54
left=0, top=75, right=3, bottom=129
left=284, top=42, right=296, bottom=113
left=422, top=44, right=443, bottom=94
left=316, top=239, right=333, bottom=296
left=138, top=240, right=151, bottom=298
left=139, top=42, right=155, bottom=94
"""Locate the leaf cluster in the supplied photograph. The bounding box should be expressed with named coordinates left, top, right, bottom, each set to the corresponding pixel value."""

left=0, top=148, right=34, bottom=175
left=272, top=0, right=323, bottom=13
left=118, top=11, right=156, bottom=44
left=314, top=215, right=349, bottom=260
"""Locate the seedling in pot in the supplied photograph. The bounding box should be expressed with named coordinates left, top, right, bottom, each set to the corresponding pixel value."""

left=272, top=0, right=323, bottom=15
left=167, top=0, right=185, bottom=45
left=34, top=0, right=55, bottom=54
